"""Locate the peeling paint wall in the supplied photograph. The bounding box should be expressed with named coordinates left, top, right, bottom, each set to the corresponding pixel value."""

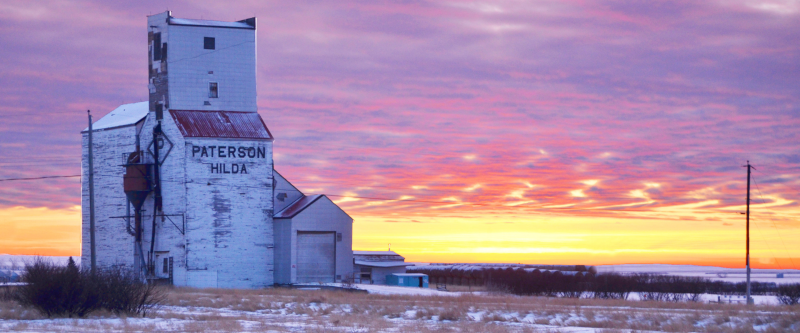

left=135, top=111, right=188, bottom=285
left=184, top=138, right=274, bottom=288
left=148, top=12, right=170, bottom=113
left=81, top=124, right=141, bottom=270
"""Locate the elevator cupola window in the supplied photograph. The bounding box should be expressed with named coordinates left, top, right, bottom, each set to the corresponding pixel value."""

left=153, top=33, right=162, bottom=60
left=209, top=82, right=219, bottom=98
left=204, top=37, right=215, bottom=50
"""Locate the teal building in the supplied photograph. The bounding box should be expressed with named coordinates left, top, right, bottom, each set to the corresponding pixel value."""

left=385, top=273, right=428, bottom=288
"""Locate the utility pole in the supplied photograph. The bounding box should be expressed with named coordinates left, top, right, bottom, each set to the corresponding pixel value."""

left=88, top=110, right=96, bottom=275
left=744, top=160, right=754, bottom=305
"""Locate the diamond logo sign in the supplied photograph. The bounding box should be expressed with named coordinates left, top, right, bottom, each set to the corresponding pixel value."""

left=147, top=132, right=173, bottom=166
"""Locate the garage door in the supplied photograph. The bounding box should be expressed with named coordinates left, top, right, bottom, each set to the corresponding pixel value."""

left=296, top=232, right=335, bottom=283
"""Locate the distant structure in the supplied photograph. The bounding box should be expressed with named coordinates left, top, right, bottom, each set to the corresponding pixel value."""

left=353, top=251, right=413, bottom=284
left=81, top=11, right=353, bottom=288
left=386, top=273, right=428, bottom=288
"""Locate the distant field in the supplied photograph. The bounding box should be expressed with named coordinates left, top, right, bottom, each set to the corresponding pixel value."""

left=1, top=284, right=799, bottom=332
left=596, top=264, right=800, bottom=285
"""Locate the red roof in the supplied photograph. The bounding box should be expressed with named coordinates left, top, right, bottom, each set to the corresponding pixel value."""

left=274, top=195, right=324, bottom=219
left=170, top=110, right=273, bottom=139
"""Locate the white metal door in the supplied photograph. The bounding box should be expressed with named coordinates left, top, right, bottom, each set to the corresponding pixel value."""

left=296, top=232, right=335, bottom=283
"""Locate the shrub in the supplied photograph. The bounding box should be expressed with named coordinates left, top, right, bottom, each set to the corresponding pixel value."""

left=95, top=266, right=163, bottom=316
left=776, top=284, right=800, bottom=305
left=14, top=257, right=100, bottom=318
left=14, top=257, right=162, bottom=318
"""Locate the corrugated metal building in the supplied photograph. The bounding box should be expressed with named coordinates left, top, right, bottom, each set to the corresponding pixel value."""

left=353, top=251, right=413, bottom=285
left=80, top=12, right=353, bottom=288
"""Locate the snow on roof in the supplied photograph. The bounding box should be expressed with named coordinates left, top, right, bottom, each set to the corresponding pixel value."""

left=354, top=260, right=413, bottom=268
left=353, top=251, right=400, bottom=256
left=83, top=101, right=148, bottom=132
left=169, top=17, right=254, bottom=29
left=392, top=273, right=427, bottom=277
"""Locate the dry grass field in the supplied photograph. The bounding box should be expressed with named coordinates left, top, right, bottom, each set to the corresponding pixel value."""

left=1, top=286, right=799, bottom=332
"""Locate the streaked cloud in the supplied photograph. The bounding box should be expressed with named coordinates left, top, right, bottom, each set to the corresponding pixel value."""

left=0, top=0, right=798, bottom=267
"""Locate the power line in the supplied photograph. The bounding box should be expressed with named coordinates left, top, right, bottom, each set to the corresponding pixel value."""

left=751, top=174, right=797, bottom=270
left=749, top=217, right=784, bottom=270
left=753, top=168, right=800, bottom=199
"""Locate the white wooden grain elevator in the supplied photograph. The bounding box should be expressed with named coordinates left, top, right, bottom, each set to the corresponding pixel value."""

left=80, top=11, right=353, bottom=288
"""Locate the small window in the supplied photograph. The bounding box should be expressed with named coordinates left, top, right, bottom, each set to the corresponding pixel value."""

left=209, top=82, right=218, bottom=98
left=204, top=37, right=215, bottom=50
left=162, top=258, right=168, bottom=274
left=153, top=33, right=162, bottom=61
left=337, top=233, right=343, bottom=242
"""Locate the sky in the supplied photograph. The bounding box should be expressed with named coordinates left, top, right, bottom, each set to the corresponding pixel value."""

left=0, top=0, right=798, bottom=268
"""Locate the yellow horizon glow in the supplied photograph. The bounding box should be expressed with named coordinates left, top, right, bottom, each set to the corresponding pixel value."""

left=2, top=199, right=798, bottom=270
left=0, top=205, right=81, bottom=257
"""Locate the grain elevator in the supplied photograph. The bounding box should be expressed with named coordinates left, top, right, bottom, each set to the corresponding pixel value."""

left=80, top=11, right=353, bottom=288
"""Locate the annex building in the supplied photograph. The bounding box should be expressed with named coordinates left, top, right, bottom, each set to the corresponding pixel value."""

left=80, top=11, right=353, bottom=288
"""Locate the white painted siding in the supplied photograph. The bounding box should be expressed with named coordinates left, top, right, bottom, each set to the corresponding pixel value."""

left=81, top=125, right=141, bottom=270
left=167, top=25, right=256, bottom=112
left=184, top=138, right=274, bottom=288
left=273, top=219, right=292, bottom=284
left=135, top=111, right=188, bottom=285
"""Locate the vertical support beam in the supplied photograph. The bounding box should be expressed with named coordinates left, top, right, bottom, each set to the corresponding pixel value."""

left=88, top=110, right=96, bottom=274
left=149, top=122, right=163, bottom=277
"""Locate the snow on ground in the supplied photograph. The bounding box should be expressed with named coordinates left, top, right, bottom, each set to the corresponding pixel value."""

left=625, top=292, right=778, bottom=305
left=1, top=283, right=798, bottom=332
left=353, top=283, right=456, bottom=296
left=596, top=264, right=800, bottom=284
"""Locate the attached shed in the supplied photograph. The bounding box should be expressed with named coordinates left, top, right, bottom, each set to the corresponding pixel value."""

left=273, top=173, right=353, bottom=284
left=386, top=273, right=429, bottom=288
left=353, top=251, right=413, bottom=285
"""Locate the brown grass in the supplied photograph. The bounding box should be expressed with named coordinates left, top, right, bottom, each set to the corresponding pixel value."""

left=0, top=286, right=799, bottom=332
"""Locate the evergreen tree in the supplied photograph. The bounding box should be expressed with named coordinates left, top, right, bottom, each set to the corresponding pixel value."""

left=67, top=257, right=77, bottom=273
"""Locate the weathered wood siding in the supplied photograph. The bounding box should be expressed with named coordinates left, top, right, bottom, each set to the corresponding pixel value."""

left=184, top=137, right=274, bottom=288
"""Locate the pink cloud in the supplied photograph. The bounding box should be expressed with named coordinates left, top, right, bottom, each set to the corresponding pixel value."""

left=0, top=0, right=797, bottom=225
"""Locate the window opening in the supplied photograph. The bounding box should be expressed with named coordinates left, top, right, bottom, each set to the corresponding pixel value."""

left=208, top=82, right=218, bottom=98
left=204, top=37, right=215, bottom=50
left=153, top=33, right=162, bottom=61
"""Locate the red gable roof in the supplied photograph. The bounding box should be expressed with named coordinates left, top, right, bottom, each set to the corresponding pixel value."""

left=170, top=110, right=273, bottom=139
